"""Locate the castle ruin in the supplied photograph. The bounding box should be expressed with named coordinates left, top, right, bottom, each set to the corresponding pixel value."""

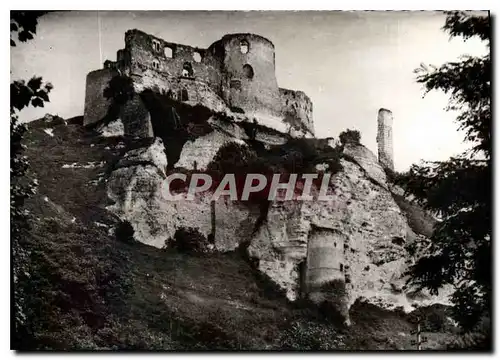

left=376, top=108, right=394, bottom=171
left=83, top=29, right=314, bottom=136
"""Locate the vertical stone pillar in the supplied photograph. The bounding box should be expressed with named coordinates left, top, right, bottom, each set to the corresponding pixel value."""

left=377, top=108, right=394, bottom=171
left=305, top=226, right=349, bottom=324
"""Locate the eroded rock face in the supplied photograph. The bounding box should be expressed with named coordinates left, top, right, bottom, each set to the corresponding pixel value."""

left=247, top=157, right=410, bottom=313
left=248, top=201, right=309, bottom=300
left=175, top=129, right=243, bottom=171
left=105, top=136, right=449, bottom=321
left=107, top=137, right=258, bottom=250
left=99, top=118, right=125, bottom=137
left=342, top=143, right=388, bottom=189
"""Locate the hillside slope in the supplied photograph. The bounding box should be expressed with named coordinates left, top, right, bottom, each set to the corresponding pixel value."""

left=15, top=114, right=458, bottom=351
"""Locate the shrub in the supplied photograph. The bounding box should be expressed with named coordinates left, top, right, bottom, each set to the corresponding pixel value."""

left=317, top=280, right=350, bottom=324
left=103, top=75, right=135, bottom=105
left=446, top=331, right=492, bottom=351
left=279, top=320, right=344, bottom=350
left=168, top=227, right=210, bottom=255
left=207, top=142, right=257, bottom=175
left=15, top=221, right=134, bottom=350
left=230, top=106, right=245, bottom=114
left=115, top=220, right=135, bottom=244
left=339, top=129, right=361, bottom=146
left=409, top=304, right=455, bottom=333
left=384, top=167, right=408, bottom=185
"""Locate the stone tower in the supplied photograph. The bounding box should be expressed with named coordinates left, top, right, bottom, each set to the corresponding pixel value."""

left=376, top=108, right=394, bottom=171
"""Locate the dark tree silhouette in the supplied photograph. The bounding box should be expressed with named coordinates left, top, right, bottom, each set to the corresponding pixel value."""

left=11, top=10, right=53, bottom=348
left=397, top=11, right=491, bottom=334
left=103, top=75, right=135, bottom=105
left=339, top=129, right=361, bottom=145
left=10, top=11, right=51, bottom=46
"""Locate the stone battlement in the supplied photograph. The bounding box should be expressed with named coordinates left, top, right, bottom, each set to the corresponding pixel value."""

left=84, top=29, right=314, bottom=136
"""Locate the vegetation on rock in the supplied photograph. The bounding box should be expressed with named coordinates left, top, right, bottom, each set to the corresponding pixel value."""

left=339, top=129, right=361, bottom=146
left=396, top=12, right=491, bottom=344
left=11, top=11, right=54, bottom=349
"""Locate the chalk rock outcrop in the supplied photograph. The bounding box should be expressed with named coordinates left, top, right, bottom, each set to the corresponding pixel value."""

left=107, top=137, right=259, bottom=250
left=99, top=118, right=125, bottom=137
left=247, top=153, right=411, bottom=309
left=106, top=136, right=448, bottom=318
left=175, top=129, right=243, bottom=171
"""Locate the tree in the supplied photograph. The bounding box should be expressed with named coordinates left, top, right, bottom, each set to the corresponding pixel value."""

left=10, top=11, right=50, bottom=46
left=103, top=75, right=135, bottom=106
left=397, top=11, right=491, bottom=333
left=339, top=129, right=361, bottom=146
left=11, top=10, right=53, bottom=348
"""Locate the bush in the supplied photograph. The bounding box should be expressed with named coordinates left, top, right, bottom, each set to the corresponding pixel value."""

left=279, top=320, right=344, bottom=350
left=384, top=167, right=408, bottom=185
left=446, top=330, right=492, bottom=351
left=167, top=227, right=211, bottom=255
left=14, top=221, right=134, bottom=350
left=103, top=75, right=135, bottom=105
left=115, top=220, right=135, bottom=244
left=230, top=106, right=245, bottom=114
left=207, top=141, right=257, bottom=175
left=409, top=304, right=455, bottom=333
left=339, top=129, right=361, bottom=146
left=317, top=280, right=350, bottom=324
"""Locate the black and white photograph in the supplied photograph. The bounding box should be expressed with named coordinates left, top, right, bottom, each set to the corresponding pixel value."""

left=9, top=9, right=492, bottom=352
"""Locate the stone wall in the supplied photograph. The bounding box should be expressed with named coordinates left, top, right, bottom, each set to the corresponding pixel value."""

left=376, top=108, right=394, bottom=170
left=125, top=29, right=221, bottom=90
left=119, top=93, right=154, bottom=138
left=214, top=34, right=280, bottom=117
left=83, top=29, right=315, bottom=138
left=279, top=88, right=314, bottom=135
left=305, top=226, right=346, bottom=292
left=107, top=139, right=260, bottom=251
left=175, top=129, right=238, bottom=170
left=132, top=69, right=227, bottom=113
left=83, top=68, right=118, bottom=126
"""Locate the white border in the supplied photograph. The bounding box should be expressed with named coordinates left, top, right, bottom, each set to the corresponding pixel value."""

left=2, top=2, right=499, bottom=359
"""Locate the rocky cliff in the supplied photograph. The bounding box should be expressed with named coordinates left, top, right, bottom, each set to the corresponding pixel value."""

left=105, top=117, right=452, bottom=323
left=19, top=112, right=460, bottom=350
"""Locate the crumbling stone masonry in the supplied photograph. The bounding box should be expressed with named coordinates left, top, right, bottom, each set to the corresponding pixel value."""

left=83, top=29, right=314, bottom=136
left=376, top=108, right=394, bottom=171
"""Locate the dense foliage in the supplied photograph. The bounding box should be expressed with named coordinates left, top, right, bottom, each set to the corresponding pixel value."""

left=11, top=11, right=54, bottom=348
left=10, top=11, right=50, bottom=46
left=397, top=11, right=491, bottom=334
left=103, top=75, right=135, bottom=106
left=167, top=227, right=212, bottom=255
left=339, top=129, right=361, bottom=146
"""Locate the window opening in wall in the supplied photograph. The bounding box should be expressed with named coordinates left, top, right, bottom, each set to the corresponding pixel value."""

left=152, top=59, right=160, bottom=70
left=230, top=79, right=242, bottom=90
left=240, top=40, right=249, bottom=54
left=182, top=62, right=194, bottom=77
left=243, top=64, right=254, bottom=79
left=193, top=51, right=202, bottom=63
left=340, top=264, right=344, bottom=272
left=178, top=88, right=189, bottom=101
left=164, top=46, right=173, bottom=58
left=152, top=39, right=161, bottom=52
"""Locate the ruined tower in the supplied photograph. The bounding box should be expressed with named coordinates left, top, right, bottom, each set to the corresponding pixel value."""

left=83, top=29, right=315, bottom=136
left=376, top=108, right=394, bottom=171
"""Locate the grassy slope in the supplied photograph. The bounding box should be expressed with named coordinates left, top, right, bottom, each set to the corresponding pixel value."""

left=17, top=116, right=455, bottom=351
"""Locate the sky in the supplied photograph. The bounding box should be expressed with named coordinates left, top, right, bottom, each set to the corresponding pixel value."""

left=10, top=10, right=489, bottom=171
